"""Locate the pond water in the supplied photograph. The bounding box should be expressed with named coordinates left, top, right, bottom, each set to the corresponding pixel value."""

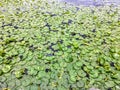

left=58, top=0, right=120, bottom=6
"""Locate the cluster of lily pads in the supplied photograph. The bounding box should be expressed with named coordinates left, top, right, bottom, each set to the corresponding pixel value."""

left=0, top=0, right=120, bottom=90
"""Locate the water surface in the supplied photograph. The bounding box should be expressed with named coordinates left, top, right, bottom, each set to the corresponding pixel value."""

left=59, top=0, right=120, bottom=6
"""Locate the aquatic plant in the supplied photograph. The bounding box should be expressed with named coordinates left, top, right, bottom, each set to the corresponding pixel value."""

left=0, top=0, right=120, bottom=90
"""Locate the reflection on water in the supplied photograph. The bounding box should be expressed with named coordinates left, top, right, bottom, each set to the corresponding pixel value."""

left=59, top=0, right=120, bottom=6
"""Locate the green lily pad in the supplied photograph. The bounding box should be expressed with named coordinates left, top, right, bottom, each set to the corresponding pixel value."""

left=34, top=79, right=41, bottom=84
left=70, top=75, right=76, bottom=82
left=77, top=70, right=86, bottom=77
left=105, top=81, right=115, bottom=88
left=22, top=79, right=32, bottom=86
left=76, top=80, right=84, bottom=88
left=53, top=63, right=59, bottom=69
left=58, top=86, right=66, bottom=90
left=7, top=80, right=16, bottom=88
left=90, top=70, right=99, bottom=78
left=113, top=53, right=119, bottom=59
left=28, top=68, right=38, bottom=76
left=0, top=82, right=8, bottom=89
left=65, top=56, right=73, bottom=63
left=2, top=65, right=11, bottom=73
left=75, top=61, right=83, bottom=67
left=37, top=71, right=46, bottom=79
left=19, top=48, right=25, bottom=54
left=112, top=72, right=120, bottom=79
left=15, top=79, right=21, bottom=86
left=0, top=76, right=6, bottom=82
left=15, top=71, right=22, bottom=79
left=30, top=85, right=38, bottom=90
left=73, top=64, right=80, bottom=70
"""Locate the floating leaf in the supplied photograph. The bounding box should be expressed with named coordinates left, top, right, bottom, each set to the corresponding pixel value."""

left=30, top=85, right=38, bottom=90
left=113, top=53, right=119, bottom=59
left=28, top=68, right=38, bottom=76
left=15, top=71, right=22, bottom=79
left=77, top=70, right=86, bottom=77
left=105, top=81, right=115, bottom=88
left=2, top=65, right=11, bottom=73
left=75, top=61, right=83, bottom=67
left=70, top=75, right=76, bottom=82
left=0, top=76, right=6, bottom=82
left=76, top=80, right=84, bottom=88
left=90, top=70, right=99, bottom=78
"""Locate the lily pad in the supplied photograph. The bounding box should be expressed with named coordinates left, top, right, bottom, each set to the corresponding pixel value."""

left=2, top=65, right=11, bottom=73
left=90, top=70, right=99, bottom=78
left=30, top=85, right=38, bottom=90
left=15, top=71, right=22, bottom=79
left=105, top=81, right=115, bottom=88
left=113, top=53, right=119, bottom=59
left=76, top=80, right=84, bottom=88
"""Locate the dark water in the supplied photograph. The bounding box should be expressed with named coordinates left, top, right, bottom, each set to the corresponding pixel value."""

left=59, top=0, right=120, bottom=6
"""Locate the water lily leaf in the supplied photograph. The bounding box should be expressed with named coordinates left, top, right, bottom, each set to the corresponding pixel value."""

left=34, top=80, right=41, bottom=84
left=77, top=70, right=86, bottom=77
left=65, top=56, right=73, bottom=63
left=7, top=81, right=16, bottom=88
left=37, top=53, right=43, bottom=59
left=0, top=82, right=7, bottom=89
left=99, top=58, right=105, bottom=65
left=90, top=70, right=99, bottom=78
left=30, top=85, right=38, bottom=90
left=15, top=79, right=21, bottom=86
left=73, top=64, right=80, bottom=70
left=2, top=65, right=11, bottom=73
left=77, top=80, right=84, bottom=88
left=0, top=76, right=6, bottom=82
left=25, top=86, right=30, bottom=90
left=87, top=65, right=94, bottom=70
left=75, top=61, right=83, bottom=67
left=105, top=81, right=115, bottom=88
left=22, top=79, right=31, bottom=86
left=73, top=41, right=79, bottom=49
left=28, top=68, right=38, bottom=76
left=70, top=75, right=76, bottom=82
left=113, top=53, right=119, bottom=59
left=58, top=86, right=66, bottom=90
left=53, top=63, right=59, bottom=69
left=112, top=72, right=120, bottom=79
left=37, top=71, right=46, bottom=79
left=15, top=71, right=22, bottom=79
left=26, top=55, right=33, bottom=61
left=19, top=48, right=25, bottom=54
left=59, top=61, right=67, bottom=67
left=58, top=43, right=63, bottom=51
